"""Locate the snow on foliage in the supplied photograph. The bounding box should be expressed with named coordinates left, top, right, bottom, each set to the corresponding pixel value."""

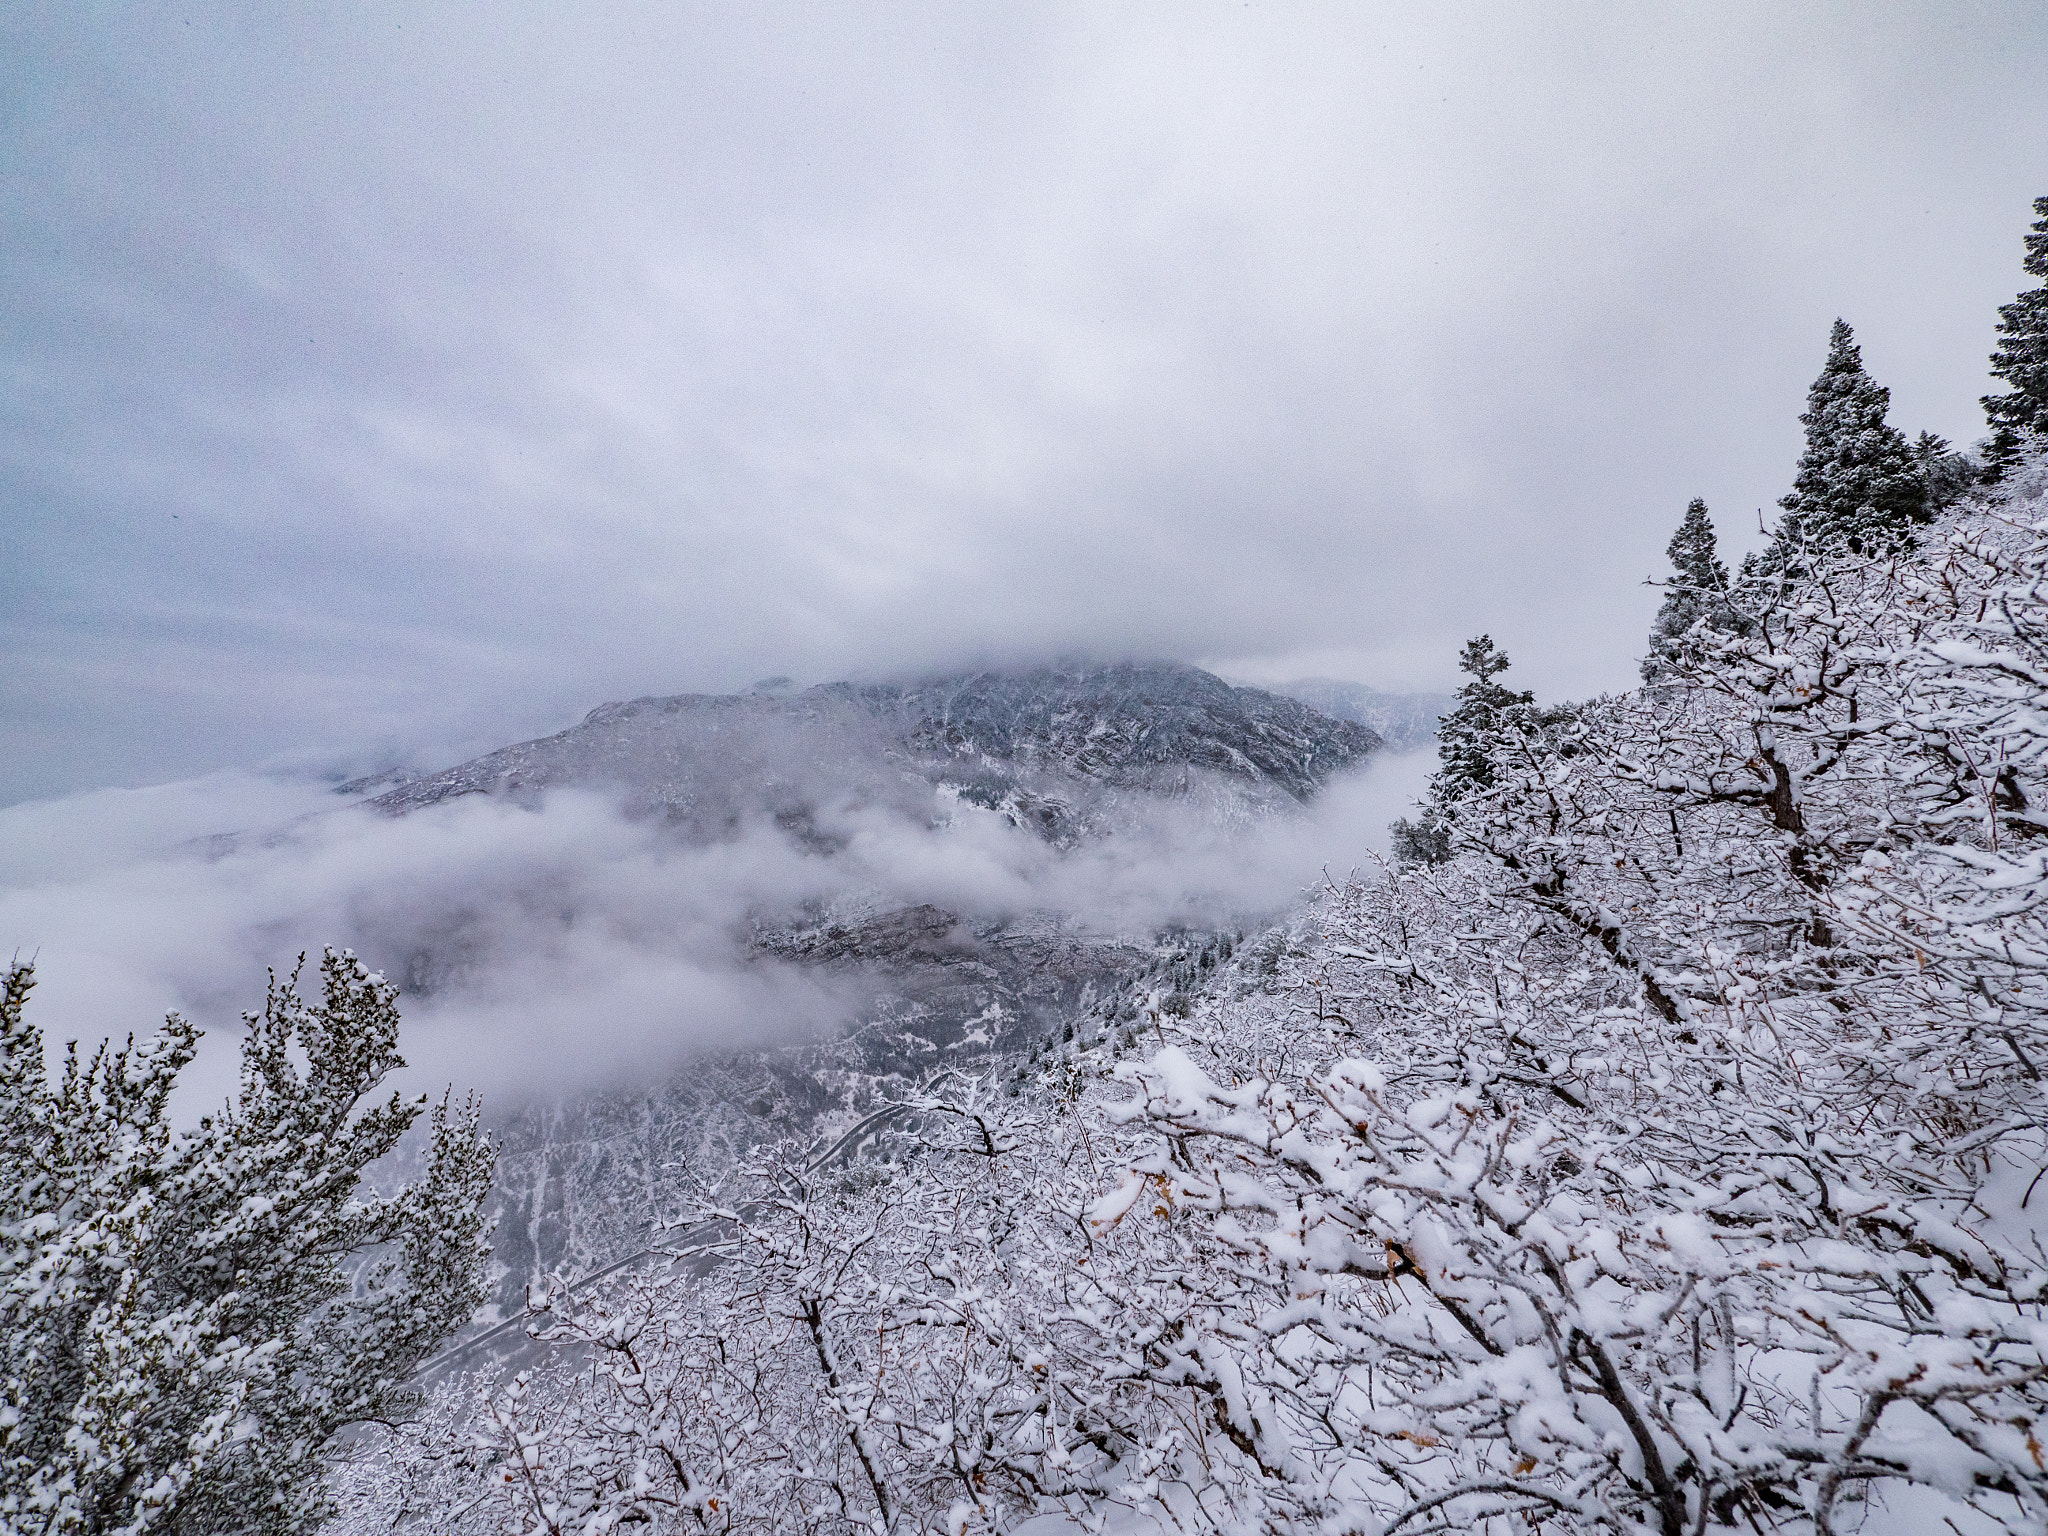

left=0, top=949, right=496, bottom=1535
left=353, top=453, right=2048, bottom=1536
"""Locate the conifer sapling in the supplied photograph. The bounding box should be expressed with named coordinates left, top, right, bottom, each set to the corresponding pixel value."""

left=1641, top=497, right=1747, bottom=682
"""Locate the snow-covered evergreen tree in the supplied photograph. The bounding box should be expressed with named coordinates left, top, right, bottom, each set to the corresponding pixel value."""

left=1763, top=318, right=1928, bottom=562
left=0, top=949, right=496, bottom=1536
left=1389, top=636, right=1539, bottom=865
left=1641, top=497, right=1747, bottom=682
left=1386, top=812, right=1451, bottom=866
left=1983, top=194, right=2048, bottom=481
left=1431, top=635, right=1537, bottom=804
left=1915, top=429, right=1978, bottom=513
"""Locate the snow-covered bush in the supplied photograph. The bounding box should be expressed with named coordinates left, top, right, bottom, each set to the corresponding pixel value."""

left=471, top=1078, right=1226, bottom=1534
left=1081, top=456, right=2048, bottom=1533
left=372, top=456, right=2048, bottom=1535
left=0, top=949, right=496, bottom=1536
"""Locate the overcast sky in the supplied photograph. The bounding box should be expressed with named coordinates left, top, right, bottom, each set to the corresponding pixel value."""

left=6, top=2, right=2046, bottom=806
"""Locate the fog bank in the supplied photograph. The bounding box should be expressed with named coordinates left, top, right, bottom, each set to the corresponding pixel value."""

left=0, top=750, right=1434, bottom=1114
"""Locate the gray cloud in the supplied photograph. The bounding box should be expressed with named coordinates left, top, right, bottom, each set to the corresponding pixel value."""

left=5, top=3, right=2047, bottom=802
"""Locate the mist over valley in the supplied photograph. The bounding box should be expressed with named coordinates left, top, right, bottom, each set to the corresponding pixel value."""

left=0, top=661, right=1435, bottom=1314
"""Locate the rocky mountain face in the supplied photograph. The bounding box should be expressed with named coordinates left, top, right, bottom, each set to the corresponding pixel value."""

left=351, top=662, right=1380, bottom=1314
left=837, top=663, right=1376, bottom=803
left=1273, top=677, right=1453, bottom=752
left=359, top=661, right=1376, bottom=835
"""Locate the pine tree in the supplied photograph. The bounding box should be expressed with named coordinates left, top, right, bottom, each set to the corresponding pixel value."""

left=0, top=949, right=496, bottom=1536
left=1641, top=497, right=1748, bottom=682
left=1915, top=429, right=1978, bottom=513
left=1766, top=319, right=1928, bottom=562
left=1982, top=194, right=2048, bottom=482
left=1391, top=636, right=1534, bottom=861
left=1432, top=634, right=1536, bottom=804
left=1387, top=814, right=1451, bottom=866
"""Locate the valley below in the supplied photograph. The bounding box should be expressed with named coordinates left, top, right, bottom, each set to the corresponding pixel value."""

left=322, top=661, right=1414, bottom=1322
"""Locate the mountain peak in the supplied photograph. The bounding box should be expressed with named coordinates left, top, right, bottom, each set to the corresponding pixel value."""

left=365, top=660, right=1378, bottom=824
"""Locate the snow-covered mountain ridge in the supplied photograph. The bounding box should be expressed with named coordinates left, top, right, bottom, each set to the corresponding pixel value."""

left=356, top=663, right=1376, bottom=823
left=355, top=661, right=1380, bottom=834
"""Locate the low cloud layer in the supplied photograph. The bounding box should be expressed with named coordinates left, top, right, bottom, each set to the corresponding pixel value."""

left=0, top=751, right=1434, bottom=1116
